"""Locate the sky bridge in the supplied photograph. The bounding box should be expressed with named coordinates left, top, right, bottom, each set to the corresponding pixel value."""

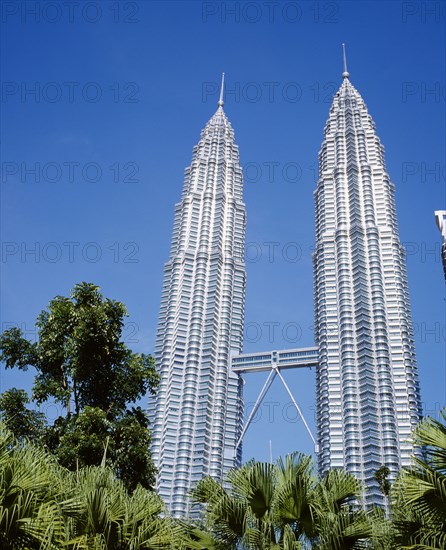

left=231, top=347, right=319, bottom=453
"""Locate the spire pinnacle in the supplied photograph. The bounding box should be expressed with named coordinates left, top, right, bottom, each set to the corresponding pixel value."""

left=218, top=72, right=225, bottom=107
left=342, top=43, right=350, bottom=79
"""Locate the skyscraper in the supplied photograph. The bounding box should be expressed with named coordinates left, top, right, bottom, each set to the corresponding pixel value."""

left=150, top=77, right=246, bottom=516
left=434, top=210, right=446, bottom=280
left=313, top=51, right=422, bottom=506
left=151, top=55, right=424, bottom=515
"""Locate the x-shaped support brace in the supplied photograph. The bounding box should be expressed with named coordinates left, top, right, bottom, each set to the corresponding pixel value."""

left=235, top=365, right=318, bottom=453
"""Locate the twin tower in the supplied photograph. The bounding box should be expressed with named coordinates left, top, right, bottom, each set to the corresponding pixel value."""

left=149, top=61, right=422, bottom=516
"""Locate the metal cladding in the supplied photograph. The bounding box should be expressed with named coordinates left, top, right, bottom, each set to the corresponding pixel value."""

left=151, top=64, right=424, bottom=515
left=313, top=74, right=422, bottom=506
left=150, top=100, right=246, bottom=516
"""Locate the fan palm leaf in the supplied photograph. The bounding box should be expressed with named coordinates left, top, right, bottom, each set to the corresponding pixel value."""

left=391, top=409, right=446, bottom=549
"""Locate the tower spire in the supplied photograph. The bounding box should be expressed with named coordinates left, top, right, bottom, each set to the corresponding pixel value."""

left=151, top=79, right=245, bottom=517
left=218, top=72, right=225, bottom=107
left=314, top=55, right=422, bottom=509
left=342, top=43, right=350, bottom=79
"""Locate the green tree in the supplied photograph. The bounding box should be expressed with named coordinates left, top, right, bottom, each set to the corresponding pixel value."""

left=60, top=465, right=181, bottom=550
left=49, top=405, right=156, bottom=492
left=0, top=388, right=45, bottom=441
left=374, top=466, right=391, bottom=498
left=306, top=468, right=368, bottom=550
left=191, top=452, right=376, bottom=550
left=0, top=282, right=159, bottom=491
left=0, top=425, right=64, bottom=549
left=374, top=464, right=392, bottom=521
left=0, top=422, right=191, bottom=550
left=392, top=409, right=446, bottom=549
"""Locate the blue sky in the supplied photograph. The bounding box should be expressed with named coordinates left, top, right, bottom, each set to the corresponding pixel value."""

left=1, top=1, right=445, bottom=462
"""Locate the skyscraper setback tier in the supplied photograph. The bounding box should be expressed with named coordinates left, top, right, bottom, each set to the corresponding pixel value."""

left=313, top=68, right=422, bottom=506
left=149, top=89, right=246, bottom=516
left=435, top=210, right=446, bottom=280
left=150, top=61, right=424, bottom=515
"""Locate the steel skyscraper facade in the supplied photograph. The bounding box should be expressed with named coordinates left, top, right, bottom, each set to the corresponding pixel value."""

left=150, top=82, right=246, bottom=516
left=313, top=60, right=422, bottom=505
left=151, top=59, right=424, bottom=514
left=435, top=210, right=446, bottom=279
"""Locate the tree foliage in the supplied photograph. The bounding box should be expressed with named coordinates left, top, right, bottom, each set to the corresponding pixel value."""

left=0, top=282, right=158, bottom=415
left=0, top=388, right=45, bottom=441
left=392, top=409, right=446, bottom=549
left=0, top=424, right=186, bottom=549
left=0, top=282, right=159, bottom=491
left=191, top=452, right=376, bottom=550
left=374, top=466, right=391, bottom=498
left=0, top=425, right=64, bottom=549
left=46, top=405, right=156, bottom=492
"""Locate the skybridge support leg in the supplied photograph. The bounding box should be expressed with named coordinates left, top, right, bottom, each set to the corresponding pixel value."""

left=274, top=366, right=318, bottom=453
left=235, top=368, right=277, bottom=450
